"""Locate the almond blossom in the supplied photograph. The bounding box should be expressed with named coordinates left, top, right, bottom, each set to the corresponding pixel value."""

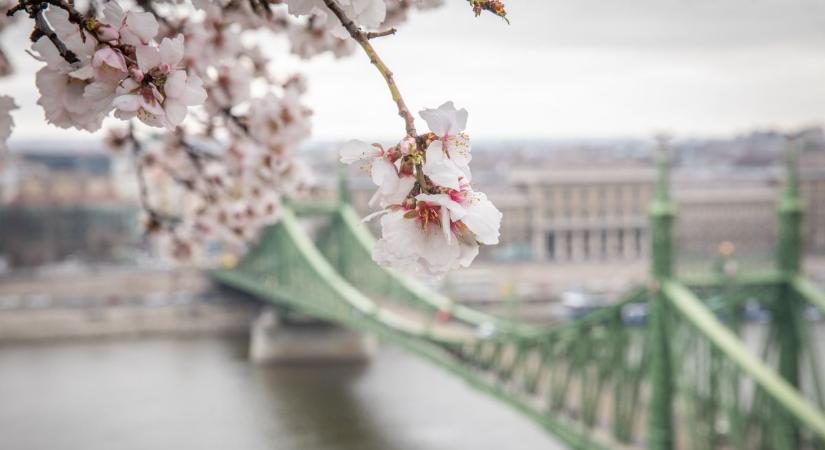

left=340, top=139, right=415, bottom=208
left=113, top=35, right=207, bottom=127
left=30, top=7, right=102, bottom=131
left=14, top=1, right=206, bottom=131
left=340, top=102, right=501, bottom=277
left=372, top=184, right=501, bottom=277
left=421, top=101, right=472, bottom=183
left=98, top=1, right=159, bottom=46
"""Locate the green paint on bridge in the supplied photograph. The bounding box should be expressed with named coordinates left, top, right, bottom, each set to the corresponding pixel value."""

left=210, top=140, right=825, bottom=450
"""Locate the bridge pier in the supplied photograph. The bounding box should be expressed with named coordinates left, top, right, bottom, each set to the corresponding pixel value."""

left=249, top=307, right=377, bottom=365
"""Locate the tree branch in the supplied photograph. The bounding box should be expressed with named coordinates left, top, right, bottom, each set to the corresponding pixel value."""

left=321, top=0, right=417, bottom=137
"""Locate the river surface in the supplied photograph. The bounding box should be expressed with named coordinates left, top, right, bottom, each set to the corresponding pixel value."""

left=0, top=337, right=566, bottom=450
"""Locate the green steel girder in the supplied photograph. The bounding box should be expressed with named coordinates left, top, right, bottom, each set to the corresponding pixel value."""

left=663, top=281, right=825, bottom=439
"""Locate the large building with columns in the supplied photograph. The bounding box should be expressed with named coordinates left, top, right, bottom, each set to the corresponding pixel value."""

left=508, top=167, right=655, bottom=262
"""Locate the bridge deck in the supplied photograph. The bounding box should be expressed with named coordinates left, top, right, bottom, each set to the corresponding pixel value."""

left=372, top=298, right=478, bottom=342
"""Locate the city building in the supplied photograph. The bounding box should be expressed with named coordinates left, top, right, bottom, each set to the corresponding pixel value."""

left=0, top=143, right=140, bottom=268
left=510, top=166, right=655, bottom=262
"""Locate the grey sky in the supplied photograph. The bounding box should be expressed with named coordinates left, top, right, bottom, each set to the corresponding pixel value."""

left=2, top=0, right=824, bottom=142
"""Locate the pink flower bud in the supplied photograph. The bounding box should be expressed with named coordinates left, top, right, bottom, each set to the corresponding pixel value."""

left=130, top=68, right=144, bottom=82
left=97, top=25, right=120, bottom=42
left=398, top=136, right=416, bottom=155
left=92, top=47, right=127, bottom=73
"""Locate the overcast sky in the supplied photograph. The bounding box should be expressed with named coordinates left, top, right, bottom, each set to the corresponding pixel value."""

left=2, top=0, right=825, bottom=142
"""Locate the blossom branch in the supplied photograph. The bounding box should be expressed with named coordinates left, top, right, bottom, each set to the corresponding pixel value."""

left=321, top=0, right=416, bottom=137
left=7, top=1, right=79, bottom=63
left=127, top=127, right=182, bottom=232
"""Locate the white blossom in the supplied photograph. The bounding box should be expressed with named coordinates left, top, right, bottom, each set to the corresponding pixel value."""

left=421, top=101, right=472, bottom=180
left=339, top=139, right=415, bottom=209
left=349, top=102, right=500, bottom=277
left=372, top=208, right=478, bottom=277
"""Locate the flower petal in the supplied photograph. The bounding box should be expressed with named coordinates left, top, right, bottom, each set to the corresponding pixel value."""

left=339, top=139, right=382, bottom=164
left=136, top=45, right=160, bottom=73
left=460, top=191, right=502, bottom=245
left=164, top=70, right=186, bottom=94
left=159, top=35, right=185, bottom=67
left=113, top=94, right=140, bottom=112
left=164, top=99, right=187, bottom=127
left=440, top=205, right=451, bottom=243
left=370, top=157, right=396, bottom=186
left=419, top=101, right=467, bottom=137
left=125, top=11, right=159, bottom=44
left=180, top=75, right=207, bottom=106
left=423, top=141, right=462, bottom=190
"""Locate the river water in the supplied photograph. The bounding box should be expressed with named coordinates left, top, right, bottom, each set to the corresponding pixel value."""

left=0, top=337, right=565, bottom=450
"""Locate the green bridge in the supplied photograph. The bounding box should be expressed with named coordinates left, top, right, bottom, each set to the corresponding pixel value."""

left=210, top=143, right=825, bottom=450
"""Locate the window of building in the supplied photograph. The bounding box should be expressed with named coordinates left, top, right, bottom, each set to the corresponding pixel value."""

left=635, top=228, right=643, bottom=256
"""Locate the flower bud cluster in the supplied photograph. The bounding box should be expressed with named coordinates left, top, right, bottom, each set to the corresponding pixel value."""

left=22, top=1, right=206, bottom=131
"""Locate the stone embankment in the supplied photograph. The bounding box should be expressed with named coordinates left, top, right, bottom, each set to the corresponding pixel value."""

left=0, top=268, right=259, bottom=341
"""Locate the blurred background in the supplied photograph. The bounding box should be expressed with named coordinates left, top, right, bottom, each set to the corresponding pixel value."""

left=1, top=1, right=825, bottom=449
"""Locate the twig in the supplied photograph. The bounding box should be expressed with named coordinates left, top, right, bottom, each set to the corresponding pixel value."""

left=31, top=7, right=78, bottom=63
left=222, top=108, right=249, bottom=134
left=365, top=28, right=396, bottom=39
left=321, top=0, right=417, bottom=137
left=414, top=164, right=429, bottom=194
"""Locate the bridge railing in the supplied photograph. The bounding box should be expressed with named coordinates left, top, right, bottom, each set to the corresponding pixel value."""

left=662, top=280, right=825, bottom=449
left=456, top=288, right=653, bottom=448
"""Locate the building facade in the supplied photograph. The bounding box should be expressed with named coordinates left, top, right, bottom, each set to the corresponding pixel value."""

left=510, top=167, right=655, bottom=262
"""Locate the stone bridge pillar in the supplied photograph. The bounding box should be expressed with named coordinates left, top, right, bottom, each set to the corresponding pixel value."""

left=249, top=307, right=377, bottom=364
